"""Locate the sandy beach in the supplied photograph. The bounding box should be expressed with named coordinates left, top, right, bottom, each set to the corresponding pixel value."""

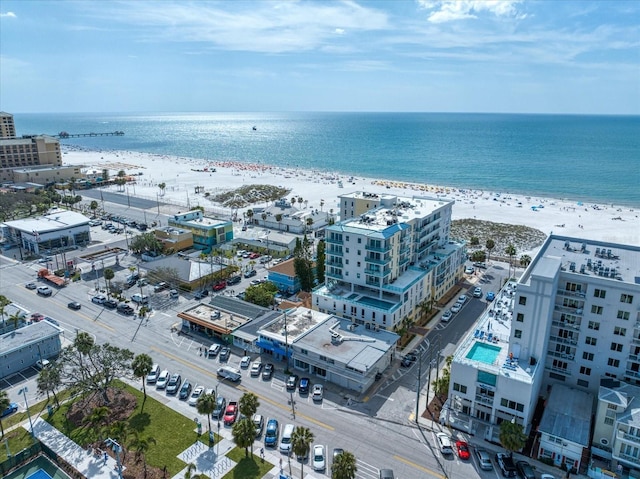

left=62, top=146, right=639, bottom=254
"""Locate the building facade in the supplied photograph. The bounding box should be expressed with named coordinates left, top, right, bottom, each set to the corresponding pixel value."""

left=154, top=226, right=194, bottom=252
left=313, top=192, right=465, bottom=331
left=0, top=112, right=16, bottom=138
left=0, top=321, right=62, bottom=379
left=168, top=210, right=233, bottom=252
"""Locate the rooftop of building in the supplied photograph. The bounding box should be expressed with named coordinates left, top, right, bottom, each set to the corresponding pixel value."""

left=170, top=214, right=230, bottom=228
left=0, top=135, right=59, bottom=145
left=139, top=256, right=224, bottom=283
left=453, top=281, right=538, bottom=384
left=599, top=379, right=640, bottom=427
left=11, top=165, right=79, bottom=173
left=294, top=317, right=399, bottom=372
left=0, top=321, right=61, bottom=355
left=522, top=235, right=640, bottom=285
left=333, top=195, right=452, bottom=236
left=268, top=258, right=296, bottom=278
left=539, top=384, right=593, bottom=446
left=261, top=307, right=329, bottom=342
left=339, top=191, right=397, bottom=201
left=177, top=303, right=251, bottom=334
left=156, top=226, right=190, bottom=235
left=2, top=210, right=90, bottom=233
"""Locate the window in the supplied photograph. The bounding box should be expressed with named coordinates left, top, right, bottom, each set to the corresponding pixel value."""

left=579, top=366, right=591, bottom=375
left=614, top=327, right=627, bottom=336
left=594, top=289, right=606, bottom=298
left=608, top=358, right=620, bottom=367
left=617, top=310, right=630, bottom=320
left=500, top=398, right=525, bottom=412
left=453, top=383, right=467, bottom=394
left=357, top=238, right=361, bottom=244
left=514, top=330, right=522, bottom=339
left=516, top=313, right=524, bottom=322
left=588, top=321, right=600, bottom=330
left=611, top=342, right=623, bottom=352
left=577, top=379, right=589, bottom=388
left=607, top=403, right=618, bottom=411
left=591, top=305, right=603, bottom=315
left=604, top=417, right=614, bottom=426
left=585, top=337, right=597, bottom=346
left=621, top=294, right=634, bottom=304
left=357, top=250, right=361, bottom=256
left=519, top=296, right=527, bottom=305
left=583, top=352, right=594, bottom=361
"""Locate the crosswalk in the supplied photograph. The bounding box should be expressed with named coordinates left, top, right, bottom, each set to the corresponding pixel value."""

left=354, top=458, right=381, bottom=478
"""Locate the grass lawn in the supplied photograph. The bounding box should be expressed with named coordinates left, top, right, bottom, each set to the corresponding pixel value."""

left=223, top=447, right=274, bottom=479
left=0, top=428, right=38, bottom=462
left=45, top=380, right=210, bottom=476
left=1, top=389, right=73, bottom=431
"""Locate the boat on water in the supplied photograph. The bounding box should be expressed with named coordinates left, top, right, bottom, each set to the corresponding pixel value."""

left=252, top=126, right=257, bottom=131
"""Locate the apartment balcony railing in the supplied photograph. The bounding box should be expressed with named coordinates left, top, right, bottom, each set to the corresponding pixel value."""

left=326, top=271, right=343, bottom=280
left=475, top=394, right=495, bottom=406
left=365, top=243, right=390, bottom=253
left=365, top=256, right=388, bottom=265
left=617, top=430, right=640, bottom=444
left=327, top=248, right=343, bottom=256
left=556, top=289, right=586, bottom=299
left=624, top=369, right=640, bottom=379
left=325, top=236, right=343, bottom=245
left=554, top=305, right=584, bottom=315
left=616, top=452, right=640, bottom=467
left=545, top=364, right=572, bottom=376
left=548, top=335, right=579, bottom=346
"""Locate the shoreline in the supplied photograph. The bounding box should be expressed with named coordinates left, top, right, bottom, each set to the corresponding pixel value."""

left=60, top=145, right=640, bottom=254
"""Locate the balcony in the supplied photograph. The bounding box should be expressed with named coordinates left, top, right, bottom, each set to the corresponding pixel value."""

left=326, top=271, right=343, bottom=280
left=327, top=248, right=343, bottom=256
left=617, top=429, right=640, bottom=444
left=549, top=335, right=579, bottom=346
left=365, top=243, right=390, bottom=253
left=556, top=289, right=586, bottom=299
left=326, top=236, right=343, bottom=245
left=554, top=305, right=584, bottom=315
left=326, top=259, right=343, bottom=267
left=365, top=255, right=389, bottom=265
left=545, top=364, right=572, bottom=376
left=616, top=451, right=640, bottom=467
left=475, top=394, right=495, bottom=406
left=624, top=369, right=640, bottom=379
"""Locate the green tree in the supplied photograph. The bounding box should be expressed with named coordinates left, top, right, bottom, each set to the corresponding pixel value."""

left=101, top=169, right=110, bottom=182
left=520, top=254, right=532, bottom=268
left=470, top=236, right=479, bottom=246
left=89, top=200, right=99, bottom=215
left=0, top=295, right=10, bottom=327
left=485, top=239, right=495, bottom=263
left=245, top=209, right=253, bottom=225
left=332, top=450, right=357, bottom=479
left=184, top=463, right=197, bottom=479
left=293, top=236, right=315, bottom=292
left=147, top=266, right=181, bottom=289
left=305, top=217, right=313, bottom=233
left=131, top=353, right=153, bottom=402
left=275, top=213, right=283, bottom=231
left=471, top=250, right=487, bottom=262
left=37, top=364, right=62, bottom=407
left=315, top=240, right=325, bottom=284
left=109, top=420, right=132, bottom=461
left=232, top=417, right=255, bottom=457
left=196, top=392, right=216, bottom=438
left=239, top=392, right=260, bottom=420
left=9, top=311, right=22, bottom=330
left=83, top=406, right=110, bottom=441
left=129, top=232, right=164, bottom=255
left=103, top=268, right=115, bottom=297
left=129, top=432, right=156, bottom=477
left=0, top=390, right=10, bottom=437
left=244, top=281, right=278, bottom=308
left=505, top=243, right=517, bottom=277
left=291, top=426, right=315, bottom=478
left=499, top=420, right=527, bottom=456
left=158, top=182, right=166, bottom=196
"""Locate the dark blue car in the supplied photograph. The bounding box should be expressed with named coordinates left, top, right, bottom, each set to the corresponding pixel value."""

left=1, top=402, right=18, bottom=418
left=486, top=292, right=496, bottom=301
left=264, top=418, right=279, bottom=447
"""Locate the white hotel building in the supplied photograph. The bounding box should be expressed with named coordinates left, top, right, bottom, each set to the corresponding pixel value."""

left=447, top=235, right=640, bottom=474
left=313, top=192, right=465, bottom=331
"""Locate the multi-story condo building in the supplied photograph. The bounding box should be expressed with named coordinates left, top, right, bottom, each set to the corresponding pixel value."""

left=313, top=192, right=465, bottom=331
left=0, top=112, right=62, bottom=182
left=168, top=210, right=233, bottom=253
left=446, top=235, right=640, bottom=473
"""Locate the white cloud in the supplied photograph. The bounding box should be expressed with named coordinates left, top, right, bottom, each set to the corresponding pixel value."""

left=335, top=28, right=345, bottom=35
left=1, top=11, right=17, bottom=18
left=417, top=0, right=523, bottom=23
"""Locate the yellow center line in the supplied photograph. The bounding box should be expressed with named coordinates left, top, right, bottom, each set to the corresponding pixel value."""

left=149, top=346, right=334, bottom=431
left=394, top=454, right=446, bottom=478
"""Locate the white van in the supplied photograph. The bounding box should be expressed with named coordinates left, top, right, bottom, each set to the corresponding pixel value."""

left=217, top=366, right=242, bottom=383
left=146, top=364, right=160, bottom=384
left=279, top=424, right=295, bottom=454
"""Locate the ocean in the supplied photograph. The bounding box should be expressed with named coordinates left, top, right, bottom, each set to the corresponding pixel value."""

left=12, top=112, right=640, bottom=207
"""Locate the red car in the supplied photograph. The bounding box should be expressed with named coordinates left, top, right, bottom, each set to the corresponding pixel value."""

left=249, top=252, right=260, bottom=259
left=456, top=440, right=470, bottom=460
left=223, top=402, right=238, bottom=426
left=31, top=312, right=44, bottom=322
left=213, top=281, right=226, bottom=291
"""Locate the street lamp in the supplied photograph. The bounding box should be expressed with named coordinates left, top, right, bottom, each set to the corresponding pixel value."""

left=105, top=437, right=124, bottom=479
left=19, top=387, right=34, bottom=437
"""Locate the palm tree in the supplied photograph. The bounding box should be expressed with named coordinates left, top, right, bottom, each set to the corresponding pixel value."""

left=505, top=244, right=517, bottom=277
left=158, top=182, right=166, bottom=197
left=36, top=364, right=62, bottom=407
left=89, top=200, right=99, bottom=215
left=0, top=390, right=10, bottom=438
left=184, top=463, right=197, bottom=479
left=232, top=417, right=255, bottom=457
left=520, top=254, right=532, bottom=268
left=129, top=432, right=156, bottom=477
left=332, top=450, right=357, bottom=479
left=485, top=239, right=495, bottom=263
left=238, top=392, right=260, bottom=453
left=0, top=295, right=10, bottom=327
left=9, top=311, right=22, bottom=331
left=246, top=209, right=254, bottom=225
left=306, top=217, right=314, bottom=233
left=196, top=392, right=216, bottom=438
left=290, top=197, right=296, bottom=208
left=131, top=354, right=153, bottom=402
left=103, top=268, right=115, bottom=297
left=109, top=421, right=132, bottom=461
left=261, top=212, right=267, bottom=225
left=275, top=213, right=283, bottom=231
left=320, top=199, right=324, bottom=212
left=84, top=406, right=110, bottom=441
left=291, top=426, right=315, bottom=478
left=74, top=331, right=95, bottom=355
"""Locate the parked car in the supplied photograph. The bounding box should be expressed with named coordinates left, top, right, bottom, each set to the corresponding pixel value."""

left=67, top=301, right=81, bottom=310
left=35, top=359, right=51, bottom=370
left=212, top=396, right=227, bottom=419
left=194, top=289, right=209, bottom=299
left=299, top=377, right=310, bottom=395
left=313, top=445, right=326, bottom=471
left=166, top=374, right=182, bottom=395
left=208, top=344, right=221, bottom=358
left=379, top=469, right=395, bottom=479
left=264, top=418, right=279, bottom=447
left=131, top=293, right=149, bottom=304
left=179, top=380, right=193, bottom=400
left=146, top=364, right=160, bottom=384
left=464, top=265, right=475, bottom=274
left=436, top=433, right=453, bottom=455
left=441, top=309, right=452, bottom=322
left=117, top=303, right=134, bottom=315
left=253, top=414, right=264, bottom=437
left=227, top=275, right=241, bottom=285
left=473, top=287, right=483, bottom=298
left=156, top=370, right=170, bottom=389
left=516, top=461, right=536, bottom=479
left=312, top=384, right=324, bottom=401
left=279, top=423, right=295, bottom=454
left=223, top=402, right=239, bottom=426
left=219, top=347, right=230, bottom=361
left=486, top=291, right=496, bottom=301
left=213, top=281, right=226, bottom=291
left=455, top=440, right=470, bottom=460
left=1, top=402, right=19, bottom=418
left=25, top=282, right=37, bottom=290
left=30, top=312, right=44, bottom=323
left=474, top=261, right=488, bottom=269
left=495, top=453, right=517, bottom=477
left=475, top=448, right=493, bottom=470
left=240, top=356, right=251, bottom=368
left=154, top=282, right=169, bottom=292
left=458, top=294, right=467, bottom=304
left=450, top=302, right=462, bottom=313
left=37, top=286, right=52, bottom=297
left=169, top=289, right=179, bottom=299
left=244, top=269, right=257, bottom=278
left=103, top=299, right=118, bottom=309
left=262, top=363, right=274, bottom=380
left=188, top=386, right=204, bottom=406
left=250, top=361, right=263, bottom=377
left=286, top=375, right=299, bottom=391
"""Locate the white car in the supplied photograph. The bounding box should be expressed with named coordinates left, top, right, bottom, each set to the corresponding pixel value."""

left=131, top=293, right=149, bottom=304
left=312, top=384, right=323, bottom=401
left=156, top=370, right=170, bottom=389
left=92, top=294, right=107, bottom=304
left=37, top=286, right=52, bottom=297
left=240, top=356, right=251, bottom=368
left=464, top=266, right=474, bottom=274
left=458, top=295, right=467, bottom=304
left=35, top=359, right=51, bottom=370
left=436, top=432, right=453, bottom=455
left=250, top=361, right=262, bottom=377
left=473, top=287, right=483, bottom=298
left=441, top=310, right=452, bottom=322
left=312, top=444, right=326, bottom=471
left=450, top=302, right=462, bottom=313
left=188, top=386, right=204, bottom=406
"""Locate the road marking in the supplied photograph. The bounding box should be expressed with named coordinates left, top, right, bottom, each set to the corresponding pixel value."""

left=393, top=454, right=446, bottom=478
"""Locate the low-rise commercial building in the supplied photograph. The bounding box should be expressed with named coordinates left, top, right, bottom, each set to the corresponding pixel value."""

left=168, top=210, right=233, bottom=252
left=0, top=321, right=62, bottom=379
left=154, top=226, right=193, bottom=252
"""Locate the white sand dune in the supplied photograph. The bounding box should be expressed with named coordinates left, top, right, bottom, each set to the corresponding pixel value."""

left=63, top=146, right=639, bottom=255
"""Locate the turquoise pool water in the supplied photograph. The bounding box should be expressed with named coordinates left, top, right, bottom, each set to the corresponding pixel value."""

left=356, top=296, right=394, bottom=310
left=466, top=342, right=501, bottom=365
left=6, top=456, right=71, bottom=479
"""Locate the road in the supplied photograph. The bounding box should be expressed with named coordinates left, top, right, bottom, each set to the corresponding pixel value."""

left=1, top=240, right=510, bottom=479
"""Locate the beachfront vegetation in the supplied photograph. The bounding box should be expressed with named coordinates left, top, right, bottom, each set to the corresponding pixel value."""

left=212, top=184, right=291, bottom=208
left=294, top=235, right=315, bottom=292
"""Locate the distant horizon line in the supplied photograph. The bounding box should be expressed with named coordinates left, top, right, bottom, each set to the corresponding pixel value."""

left=7, top=110, right=640, bottom=117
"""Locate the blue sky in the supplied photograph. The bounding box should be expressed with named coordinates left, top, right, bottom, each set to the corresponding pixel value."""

left=1, top=1, right=638, bottom=114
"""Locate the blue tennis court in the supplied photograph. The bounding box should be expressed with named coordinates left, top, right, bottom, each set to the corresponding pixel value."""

left=27, top=470, right=54, bottom=479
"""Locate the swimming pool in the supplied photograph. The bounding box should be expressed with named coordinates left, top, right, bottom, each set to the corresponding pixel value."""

left=466, top=342, right=501, bottom=365
left=355, top=296, right=394, bottom=310
left=5, top=456, right=71, bottom=479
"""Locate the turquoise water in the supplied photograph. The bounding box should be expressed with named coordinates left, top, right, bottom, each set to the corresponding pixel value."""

left=12, top=112, right=640, bottom=206
left=356, top=296, right=394, bottom=310
left=5, top=455, right=71, bottom=479
left=466, top=342, right=501, bottom=365
left=27, top=470, right=54, bottom=479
